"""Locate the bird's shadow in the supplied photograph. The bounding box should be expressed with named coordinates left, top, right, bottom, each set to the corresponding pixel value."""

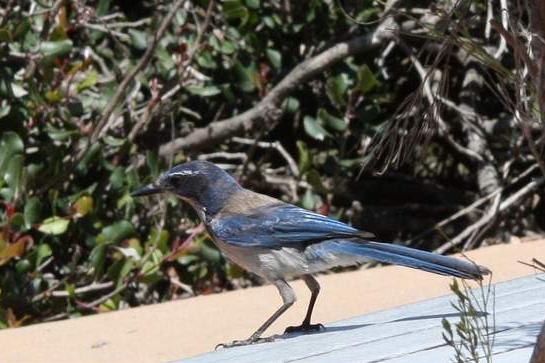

left=274, top=311, right=488, bottom=341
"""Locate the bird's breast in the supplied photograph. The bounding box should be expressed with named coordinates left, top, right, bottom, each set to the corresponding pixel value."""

left=203, top=221, right=313, bottom=280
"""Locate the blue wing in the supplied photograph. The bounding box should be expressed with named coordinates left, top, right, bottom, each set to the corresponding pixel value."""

left=209, top=203, right=374, bottom=248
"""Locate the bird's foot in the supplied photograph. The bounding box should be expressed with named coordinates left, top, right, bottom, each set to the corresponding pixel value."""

left=215, top=335, right=279, bottom=350
left=284, top=322, right=325, bottom=334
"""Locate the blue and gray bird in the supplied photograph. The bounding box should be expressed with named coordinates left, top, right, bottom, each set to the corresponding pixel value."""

left=132, top=160, right=490, bottom=347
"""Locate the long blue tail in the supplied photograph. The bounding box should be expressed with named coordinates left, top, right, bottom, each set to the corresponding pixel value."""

left=310, top=240, right=490, bottom=279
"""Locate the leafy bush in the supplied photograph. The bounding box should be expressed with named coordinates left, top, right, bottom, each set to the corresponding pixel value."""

left=0, top=0, right=543, bottom=327
left=0, top=0, right=387, bottom=327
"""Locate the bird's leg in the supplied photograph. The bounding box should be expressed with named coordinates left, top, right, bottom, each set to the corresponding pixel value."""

left=216, top=279, right=295, bottom=349
left=285, top=274, right=324, bottom=334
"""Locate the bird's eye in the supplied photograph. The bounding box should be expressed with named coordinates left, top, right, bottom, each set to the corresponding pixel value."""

left=169, top=176, right=183, bottom=188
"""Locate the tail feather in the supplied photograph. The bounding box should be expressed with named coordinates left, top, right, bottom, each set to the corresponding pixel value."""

left=313, top=240, right=490, bottom=280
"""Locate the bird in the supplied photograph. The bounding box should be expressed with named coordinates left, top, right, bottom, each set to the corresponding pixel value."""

left=131, top=160, right=490, bottom=348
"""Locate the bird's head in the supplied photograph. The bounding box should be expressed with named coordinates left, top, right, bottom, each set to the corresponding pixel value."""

left=131, top=160, right=241, bottom=217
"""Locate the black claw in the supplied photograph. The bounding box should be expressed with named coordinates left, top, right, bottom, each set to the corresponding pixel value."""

left=215, top=335, right=278, bottom=349
left=284, top=323, right=325, bottom=334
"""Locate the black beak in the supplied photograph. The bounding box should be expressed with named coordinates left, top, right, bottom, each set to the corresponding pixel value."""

left=131, top=183, right=164, bottom=197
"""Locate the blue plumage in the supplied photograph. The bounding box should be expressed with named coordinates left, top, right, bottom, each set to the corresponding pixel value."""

left=308, top=240, right=486, bottom=279
left=210, top=203, right=373, bottom=248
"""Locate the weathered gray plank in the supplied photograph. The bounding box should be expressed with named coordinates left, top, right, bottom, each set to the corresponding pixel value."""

left=176, top=274, right=545, bottom=363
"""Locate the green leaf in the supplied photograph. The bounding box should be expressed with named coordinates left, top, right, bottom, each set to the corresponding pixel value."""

left=65, top=283, right=76, bottom=299
left=108, top=258, right=135, bottom=287
left=234, top=62, right=256, bottom=92
left=96, top=0, right=111, bottom=16
left=5, top=154, right=24, bottom=199
left=357, top=7, right=381, bottom=23
left=339, top=157, right=364, bottom=168
left=73, top=195, right=93, bottom=217
left=0, top=132, right=24, bottom=154
left=10, top=213, right=25, bottom=230
left=97, top=221, right=135, bottom=245
left=76, top=142, right=102, bottom=173
left=39, top=39, right=73, bottom=57
left=0, top=132, right=24, bottom=174
left=245, top=0, right=260, bottom=9
left=226, top=263, right=245, bottom=278
left=109, top=167, right=125, bottom=190
left=224, top=0, right=249, bottom=26
left=326, top=74, right=350, bottom=107
left=303, top=116, right=330, bottom=141
left=296, top=141, right=311, bottom=174
left=146, top=149, right=159, bottom=177
left=266, top=49, right=282, bottom=69
left=196, top=240, right=222, bottom=264
left=282, top=97, right=300, bottom=113
left=16, top=259, right=31, bottom=273
left=45, top=90, right=63, bottom=103
left=24, top=197, right=42, bottom=228
left=146, top=228, right=170, bottom=254
left=139, top=249, right=163, bottom=284
left=156, top=46, right=175, bottom=69
left=186, top=84, right=221, bottom=97
left=301, top=189, right=321, bottom=210
left=89, top=244, right=107, bottom=279
left=38, top=217, right=70, bottom=235
left=35, top=243, right=52, bottom=268
left=317, top=108, right=347, bottom=131
left=175, top=9, right=187, bottom=26
left=0, top=102, right=10, bottom=119
left=128, top=29, right=147, bottom=50
left=263, top=16, right=275, bottom=28
left=45, top=125, right=78, bottom=141
left=306, top=169, right=328, bottom=194
left=103, top=136, right=125, bottom=147
left=220, top=40, right=236, bottom=54
left=356, top=64, right=379, bottom=93
left=196, top=51, right=217, bottom=69
left=50, top=24, right=68, bottom=41
left=76, top=71, right=97, bottom=92
left=99, top=298, right=117, bottom=311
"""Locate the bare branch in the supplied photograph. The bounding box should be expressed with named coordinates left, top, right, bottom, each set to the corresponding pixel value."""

left=232, top=137, right=299, bottom=177
left=32, top=281, right=114, bottom=302
left=530, top=319, right=545, bottom=363
left=434, top=175, right=545, bottom=254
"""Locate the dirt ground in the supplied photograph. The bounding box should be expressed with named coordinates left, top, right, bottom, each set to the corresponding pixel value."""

left=1, top=238, right=544, bottom=363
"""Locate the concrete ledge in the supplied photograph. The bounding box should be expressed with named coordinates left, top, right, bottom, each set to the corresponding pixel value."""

left=1, top=238, right=543, bottom=363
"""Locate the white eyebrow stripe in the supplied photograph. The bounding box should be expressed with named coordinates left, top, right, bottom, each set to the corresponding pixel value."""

left=170, top=170, right=201, bottom=176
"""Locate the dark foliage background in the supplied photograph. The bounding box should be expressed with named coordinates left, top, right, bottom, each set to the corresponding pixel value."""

left=0, top=0, right=544, bottom=327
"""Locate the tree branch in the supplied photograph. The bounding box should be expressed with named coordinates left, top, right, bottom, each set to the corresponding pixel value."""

left=158, top=17, right=397, bottom=158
